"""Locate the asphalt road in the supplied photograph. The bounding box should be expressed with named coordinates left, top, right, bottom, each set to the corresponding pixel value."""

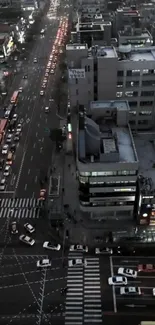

left=0, top=216, right=67, bottom=325
left=100, top=255, right=155, bottom=318
left=5, top=12, right=62, bottom=198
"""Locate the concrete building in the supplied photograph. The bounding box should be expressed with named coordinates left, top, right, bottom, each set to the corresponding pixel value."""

left=71, top=19, right=111, bottom=47
left=66, top=44, right=155, bottom=130
left=77, top=100, right=138, bottom=219
left=118, top=27, right=153, bottom=48
left=114, top=7, right=141, bottom=34
left=77, top=0, right=105, bottom=16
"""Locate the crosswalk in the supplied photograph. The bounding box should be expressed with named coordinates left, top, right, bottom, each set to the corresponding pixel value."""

left=0, top=198, right=41, bottom=219
left=65, top=252, right=102, bottom=325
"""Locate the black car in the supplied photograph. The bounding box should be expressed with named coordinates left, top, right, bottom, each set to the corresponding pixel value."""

left=0, top=159, right=4, bottom=170
left=10, top=144, right=16, bottom=153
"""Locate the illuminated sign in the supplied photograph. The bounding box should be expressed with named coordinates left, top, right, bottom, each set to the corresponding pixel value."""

left=68, top=69, right=85, bottom=79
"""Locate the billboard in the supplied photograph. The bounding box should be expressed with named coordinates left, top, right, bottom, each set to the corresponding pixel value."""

left=68, top=69, right=85, bottom=79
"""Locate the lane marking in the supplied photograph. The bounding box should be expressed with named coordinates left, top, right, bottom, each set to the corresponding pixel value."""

left=24, top=184, right=27, bottom=191
left=110, top=256, right=117, bottom=313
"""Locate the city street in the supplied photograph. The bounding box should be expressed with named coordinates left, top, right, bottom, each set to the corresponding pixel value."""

left=2, top=9, right=62, bottom=199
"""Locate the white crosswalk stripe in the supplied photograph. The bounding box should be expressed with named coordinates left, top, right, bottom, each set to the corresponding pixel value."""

left=84, top=258, right=102, bottom=324
left=65, top=253, right=103, bottom=325
left=0, top=198, right=41, bottom=219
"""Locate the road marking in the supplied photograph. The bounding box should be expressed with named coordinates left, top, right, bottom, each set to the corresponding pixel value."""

left=24, top=184, right=27, bottom=191
left=110, top=257, right=117, bottom=313
left=38, top=123, right=40, bottom=127
left=31, top=155, right=33, bottom=161
left=15, top=151, right=26, bottom=190
left=36, top=268, right=47, bottom=325
left=0, top=276, right=66, bottom=289
left=26, top=118, right=30, bottom=123
left=36, top=132, right=38, bottom=137
left=28, top=169, right=30, bottom=174
left=10, top=174, right=16, bottom=186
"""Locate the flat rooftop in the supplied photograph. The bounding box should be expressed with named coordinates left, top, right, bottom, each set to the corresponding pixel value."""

left=89, top=46, right=117, bottom=58
left=78, top=102, right=137, bottom=164
left=118, top=30, right=151, bottom=38
left=130, top=49, right=155, bottom=61
left=90, top=100, right=129, bottom=111
left=134, top=136, right=155, bottom=190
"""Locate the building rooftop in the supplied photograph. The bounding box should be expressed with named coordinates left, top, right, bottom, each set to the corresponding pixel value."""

left=88, top=46, right=117, bottom=58
left=130, top=49, right=155, bottom=61
left=118, top=28, right=151, bottom=38
left=78, top=100, right=138, bottom=164
left=134, top=135, right=155, bottom=192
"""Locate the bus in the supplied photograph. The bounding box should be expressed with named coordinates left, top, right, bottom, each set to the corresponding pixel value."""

left=10, top=90, right=19, bottom=105
left=0, top=119, right=7, bottom=135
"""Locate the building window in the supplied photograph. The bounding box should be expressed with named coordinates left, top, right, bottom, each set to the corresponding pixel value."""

left=116, top=92, right=123, bottom=98
left=126, top=81, right=139, bottom=87
left=76, top=89, right=79, bottom=95
left=142, top=80, right=155, bottom=87
left=85, top=66, right=87, bottom=72
left=140, top=101, right=153, bottom=107
left=125, top=91, right=138, bottom=97
left=129, top=101, right=137, bottom=107
left=76, top=78, right=78, bottom=84
left=127, top=70, right=132, bottom=76
left=139, top=111, right=152, bottom=116
left=132, top=69, right=140, bottom=76
left=141, top=91, right=154, bottom=97
left=117, top=70, right=124, bottom=77
left=138, top=120, right=149, bottom=125
left=88, top=65, right=90, bottom=72
left=129, top=111, right=136, bottom=115
left=117, top=82, right=123, bottom=88
left=143, top=69, right=149, bottom=75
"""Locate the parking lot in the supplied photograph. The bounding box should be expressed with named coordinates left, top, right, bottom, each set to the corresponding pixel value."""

left=0, top=216, right=67, bottom=325
left=100, top=256, right=155, bottom=316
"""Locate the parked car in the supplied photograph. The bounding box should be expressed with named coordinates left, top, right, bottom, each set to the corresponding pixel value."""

left=118, top=267, right=137, bottom=278
left=37, top=259, right=51, bottom=268
left=120, top=287, right=141, bottom=296
left=4, top=165, right=10, bottom=177
left=2, top=144, right=9, bottom=155
left=108, top=276, right=127, bottom=286
left=0, top=178, right=6, bottom=191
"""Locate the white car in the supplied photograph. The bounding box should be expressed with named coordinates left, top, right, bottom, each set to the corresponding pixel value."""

left=120, top=287, right=141, bottom=296
left=19, top=234, right=35, bottom=246
left=50, top=69, right=54, bottom=74
left=152, top=288, right=155, bottom=296
left=95, top=248, right=113, bottom=255
left=24, top=223, right=35, bottom=233
left=118, top=267, right=137, bottom=278
left=12, top=114, right=18, bottom=121
left=0, top=178, right=6, bottom=191
left=108, top=276, right=127, bottom=286
left=16, top=124, right=22, bottom=132
left=6, top=134, right=12, bottom=143
left=40, top=90, right=44, bottom=96
left=69, top=245, right=88, bottom=252
left=68, top=258, right=87, bottom=267
left=4, top=111, right=10, bottom=119
left=4, top=165, right=10, bottom=177
left=43, top=242, right=61, bottom=250
left=45, top=107, right=49, bottom=113
left=37, top=259, right=51, bottom=268
left=2, top=144, right=9, bottom=155
left=33, top=58, right=37, bottom=63
left=19, top=87, right=23, bottom=92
